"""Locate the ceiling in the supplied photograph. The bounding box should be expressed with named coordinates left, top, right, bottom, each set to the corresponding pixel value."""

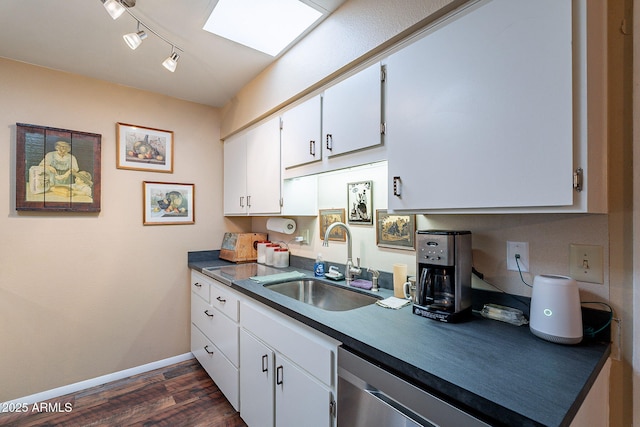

left=0, top=0, right=344, bottom=108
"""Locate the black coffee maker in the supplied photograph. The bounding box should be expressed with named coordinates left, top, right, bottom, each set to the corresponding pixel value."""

left=413, top=230, right=472, bottom=322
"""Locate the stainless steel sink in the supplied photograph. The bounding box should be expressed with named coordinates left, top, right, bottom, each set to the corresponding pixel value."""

left=264, top=279, right=381, bottom=311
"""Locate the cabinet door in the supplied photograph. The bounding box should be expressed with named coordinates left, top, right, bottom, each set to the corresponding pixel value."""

left=323, top=62, right=383, bottom=158
left=246, top=117, right=282, bottom=214
left=387, top=0, right=573, bottom=211
left=223, top=133, right=248, bottom=215
left=281, top=95, right=322, bottom=169
left=275, top=355, right=333, bottom=427
left=240, top=330, right=275, bottom=427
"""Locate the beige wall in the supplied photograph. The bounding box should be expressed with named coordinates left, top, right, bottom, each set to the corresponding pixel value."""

left=0, top=58, right=226, bottom=401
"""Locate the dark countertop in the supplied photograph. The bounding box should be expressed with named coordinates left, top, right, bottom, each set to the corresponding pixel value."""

left=188, top=255, right=610, bottom=427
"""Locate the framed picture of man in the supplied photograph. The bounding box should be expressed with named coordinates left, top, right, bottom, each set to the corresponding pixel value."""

left=15, top=123, right=101, bottom=212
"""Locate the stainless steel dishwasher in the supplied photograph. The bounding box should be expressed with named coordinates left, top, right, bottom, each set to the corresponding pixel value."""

left=337, top=347, right=491, bottom=427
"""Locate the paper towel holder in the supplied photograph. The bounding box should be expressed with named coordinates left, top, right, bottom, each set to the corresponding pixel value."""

left=266, top=217, right=297, bottom=235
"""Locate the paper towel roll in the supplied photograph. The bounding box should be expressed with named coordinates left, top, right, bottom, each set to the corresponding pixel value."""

left=266, top=218, right=297, bottom=235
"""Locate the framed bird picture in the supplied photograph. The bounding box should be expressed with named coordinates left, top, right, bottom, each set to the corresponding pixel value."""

left=347, top=181, right=372, bottom=225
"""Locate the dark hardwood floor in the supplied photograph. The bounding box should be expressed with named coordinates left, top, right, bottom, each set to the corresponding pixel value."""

left=0, top=358, right=247, bottom=427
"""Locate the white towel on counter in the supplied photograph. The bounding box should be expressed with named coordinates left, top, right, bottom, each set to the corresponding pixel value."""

left=376, top=297, right=411, bottom=309
left=249, top=271, right=306, bottom=285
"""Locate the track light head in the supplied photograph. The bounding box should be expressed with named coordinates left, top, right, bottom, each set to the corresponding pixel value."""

left=123, top=22, right=147, bottom=50
left=162, top=51, right=180, bottom=72
left=102, top=0, right=136, bottom=20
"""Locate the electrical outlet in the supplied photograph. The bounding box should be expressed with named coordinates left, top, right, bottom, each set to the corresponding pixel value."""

left=294, top=229, right=310, bottom=244
left=506, top=241, right=529, bottom=272
left=569, top=244, right=603, bottom=284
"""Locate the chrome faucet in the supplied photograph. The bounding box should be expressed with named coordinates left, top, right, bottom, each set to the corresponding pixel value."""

left=322, top=222, right=361, bottom=285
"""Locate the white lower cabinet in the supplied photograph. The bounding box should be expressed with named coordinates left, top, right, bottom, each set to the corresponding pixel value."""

left=274, top=354, right=334, bottom=427
left=240, top=300, right=339, bottom=427
left=239, top=331, right=275, bottom=425
left=190, top=270, right=339, bottom=425
left=190, top=271, right=240, bottom=410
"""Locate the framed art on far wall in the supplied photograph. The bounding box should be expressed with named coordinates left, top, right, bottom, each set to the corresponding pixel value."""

left=319, top=208, right=346, bottom=242
left=143, top=181, right=194, bottom=225
left=347, top=180, right=373, bottom=225
left=376, top=210, right=416, bottom=250
left=117, top=123, right=174, bottom=173
left=15, top=123, right=101, bottom=212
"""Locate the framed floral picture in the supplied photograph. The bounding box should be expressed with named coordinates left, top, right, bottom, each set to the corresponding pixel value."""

left=376, top=210, right=416, bottom=250
left=143, top=181, right=194, bottom=225
left=319, top=208, right=346, bottom=242
left=117, top=123, right=174, bottom=173
left=15, top=123, right=101, bottom=212
left=347, top=180, right=373, bottom=225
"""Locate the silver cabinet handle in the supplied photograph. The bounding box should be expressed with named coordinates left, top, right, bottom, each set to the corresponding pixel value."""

left=240, top=196, right=245, bottom=207
left=326, top=134, right=333, bottom=151
left=261, top=354, right=268, bottom=373
left=393, top=176, right=402, bottom=197
left=204, top=309, right=214, bottom=318
left=309, top=140, right=316, bottom=156
left=247, top=195, right=251, bottom=207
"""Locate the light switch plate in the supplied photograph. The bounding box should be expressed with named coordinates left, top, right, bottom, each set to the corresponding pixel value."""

left=569, top=244, right=604, bottom=284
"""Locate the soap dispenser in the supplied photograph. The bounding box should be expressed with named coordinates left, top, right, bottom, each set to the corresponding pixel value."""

left=314, top=253, right=325, bottom=277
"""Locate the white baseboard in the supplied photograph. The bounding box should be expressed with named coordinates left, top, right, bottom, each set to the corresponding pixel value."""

left=1, top=352, right=195, bottom=408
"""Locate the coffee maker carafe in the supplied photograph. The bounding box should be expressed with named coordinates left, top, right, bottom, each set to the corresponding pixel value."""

left=413, top=230, right=472, bottom=322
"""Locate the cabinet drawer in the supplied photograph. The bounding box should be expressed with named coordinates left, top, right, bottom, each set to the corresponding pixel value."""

left=242, top=301, right=337, bottom=387
left=191, top=324, right=239, bottom=411
left=192, top=293, right=239, bottom=366
left=191, top=270, right=210, bottom=303
left=209, top=280, right=240, bottom=322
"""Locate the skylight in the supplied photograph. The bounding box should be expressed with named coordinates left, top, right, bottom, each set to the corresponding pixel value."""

left=203, top=0, right=323, bottom=57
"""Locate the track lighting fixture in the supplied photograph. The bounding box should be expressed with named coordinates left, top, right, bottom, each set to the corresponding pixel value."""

left=102, top=0, right=135, bottom=20
left=100, top=0, right=183, bottom=73
left=162, top=50, right=180, bottom=73
left=123, top=21, right=147, bottom=50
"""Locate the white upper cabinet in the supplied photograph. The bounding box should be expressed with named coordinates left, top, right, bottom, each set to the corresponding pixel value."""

left=281, top=95, right=322, bottom=170
left=224, top=117, right=282, bottom=215
left=386, top=0, right=606, bottom=213
left=323, top=62, right=384, bottom=158
left=223, top=133, right=248, bottom=216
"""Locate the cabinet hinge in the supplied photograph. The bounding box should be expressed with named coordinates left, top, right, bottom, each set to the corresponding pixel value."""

left=573, top=168, right=583, bottom=192
left=380, top=122, right=386, bottom=135
left=380, top=65, right=387, bottom=82
left=279, top=198, right=283, bottom=207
